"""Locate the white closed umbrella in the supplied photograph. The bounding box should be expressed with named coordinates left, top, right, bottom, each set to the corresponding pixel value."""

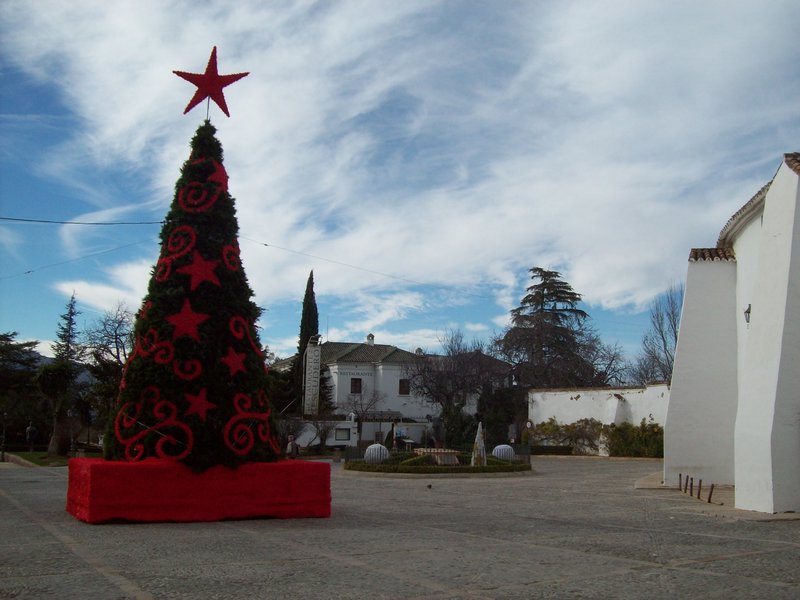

left=471, top=422, right=486, bottom=467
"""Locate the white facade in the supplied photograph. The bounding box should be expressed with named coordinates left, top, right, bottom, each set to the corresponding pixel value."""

left=667, top=154, right=800, bottom=513
left=327, top=361, right=429, bottom=420
left=529, top=384, right=669, bottom=428
left=312, top=336, right=433, bottom=420
left=664, top=254, right=738, bottom=487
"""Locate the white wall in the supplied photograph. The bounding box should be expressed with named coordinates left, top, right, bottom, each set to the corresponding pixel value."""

left=665, top=258, right=738, bottom=487
left=735, top=162, right=800, bottom=512
left=529, top=384, right=669, bottom=427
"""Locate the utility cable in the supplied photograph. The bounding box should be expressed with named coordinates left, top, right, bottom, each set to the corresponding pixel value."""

left=0, top=216, right=163, bottom=226
left=0, top=239, right=155, bottom=280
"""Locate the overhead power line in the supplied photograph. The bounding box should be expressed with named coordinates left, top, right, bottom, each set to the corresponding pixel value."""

left=0, top=239, right=154, bottom=280
left=0, top=216, right=163, bottom=225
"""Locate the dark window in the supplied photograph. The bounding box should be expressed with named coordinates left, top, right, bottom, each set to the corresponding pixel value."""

left=398, top=378, right=410, bottom=395
left=350, top=378, right=362, bottom=394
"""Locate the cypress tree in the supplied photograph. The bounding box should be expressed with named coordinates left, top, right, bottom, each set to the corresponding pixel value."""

left=103, top=121, right=281, bottom=471
left=298, top=271, right=319, bottom=361
left=292, top=270, right=319, bottom=412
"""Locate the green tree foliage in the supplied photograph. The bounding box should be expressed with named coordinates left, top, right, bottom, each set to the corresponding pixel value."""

left=51, top=293, right=86, bottom=366
left=298, top=270, right=319, bottom=360
left=288, top=270, right=333, bottom=415
left=103, top=121, right=281, bottom=471
left=477, top=386, right=526, bottom=446
left=39, top=294, right=87, bottom=455
left=604, top=418, right=663, bottom=457
left=0, top=332, right=42, bottom=445
left=497, top=267, right=624, bottom=388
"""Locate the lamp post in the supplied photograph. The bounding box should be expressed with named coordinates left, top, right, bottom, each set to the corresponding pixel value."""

left=67, top=407, right=77, bottom=455
left=1, top=412, right=6, bottom=462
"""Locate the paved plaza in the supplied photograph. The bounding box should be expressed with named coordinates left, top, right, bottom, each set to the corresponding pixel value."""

left=1, top=456, right=799, bottom=599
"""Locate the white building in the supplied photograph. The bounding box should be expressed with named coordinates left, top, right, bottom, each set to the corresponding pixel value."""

left=666, top=153, right=800, bottom=513
left=322, top=334, right=430, bottom=419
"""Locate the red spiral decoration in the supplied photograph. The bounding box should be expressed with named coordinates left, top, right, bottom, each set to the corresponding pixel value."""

left=174, top=359, right=203, bottom=381
left=223, top=390, right=278, bottom=456
left=114, top=386, right=193, bottom=461
left=178, top=182, right=220, bottom=213
left=156, top=225, right=197, bottom=281
left=139, top=329, right=175, bottom=365
left=229, top=316, right=266, bottom=371
left=222, top=239, right=241, bottom=271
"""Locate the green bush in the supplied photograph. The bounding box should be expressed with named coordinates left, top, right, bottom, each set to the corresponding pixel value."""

left=343, top=461, right=531, bottom=474
left=604, top=418, right=663, bottom=458
left=399, top=454, right=436, bottom=466
left=531, top=445, right=573, bottom=455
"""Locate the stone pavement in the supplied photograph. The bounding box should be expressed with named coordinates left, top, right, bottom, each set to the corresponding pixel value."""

left=1, top=456, right=798, bottom=599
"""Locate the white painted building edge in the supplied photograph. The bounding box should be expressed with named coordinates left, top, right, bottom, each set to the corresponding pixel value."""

left=667, top=154, right=800, bottom=513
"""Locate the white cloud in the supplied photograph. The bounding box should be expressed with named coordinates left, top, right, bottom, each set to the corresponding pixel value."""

left=2, top=0, right=799, bottom=352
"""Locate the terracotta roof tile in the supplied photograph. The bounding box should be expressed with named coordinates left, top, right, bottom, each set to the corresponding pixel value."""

left=785, top=152, right=800, bottom=176
left=717, top=181, right=770, bottom=248
left=689, top=247, right=736, bottom=262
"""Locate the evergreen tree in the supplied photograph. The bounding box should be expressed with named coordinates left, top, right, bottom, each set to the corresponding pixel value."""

left=40, top=293, right=87, bottom=455
left=103, top=121, right=281, bottom=471
left=291, top=270, right=323, bottom=413
left=497, top=267, right=598, bottom=387
left=298, top=270, right=319, bottom=359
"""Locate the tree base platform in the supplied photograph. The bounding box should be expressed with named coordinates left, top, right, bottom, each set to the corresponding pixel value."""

left=66, top=458, right=331, bottom=523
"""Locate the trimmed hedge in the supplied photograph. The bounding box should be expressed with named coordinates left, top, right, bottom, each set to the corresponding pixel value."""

left=343, top=460, right=531, bottom=474
left=531, top=445, right=573, bottom=455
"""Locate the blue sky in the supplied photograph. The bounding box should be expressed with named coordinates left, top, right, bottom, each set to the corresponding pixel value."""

left=1, top=0, right=798, bottom=361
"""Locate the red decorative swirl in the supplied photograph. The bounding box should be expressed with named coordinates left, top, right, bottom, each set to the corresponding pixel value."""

left=174, top=359, right=202, bottom=381
left=139, top=329, right=175, bottom=365
left=113, top=386, right=193, bottom=461
left=222, top=240, right=241, bottom=271
left=178, top=182, right=220, bottom=213
left=229, top=316, right=266, bottom=371
left=223, top=390, right=279, bottom=456
left=156, top=225, right=197, bottom=282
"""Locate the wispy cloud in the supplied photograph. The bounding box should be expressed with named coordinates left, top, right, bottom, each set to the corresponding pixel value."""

left=2, top=0, right=799, bottom=355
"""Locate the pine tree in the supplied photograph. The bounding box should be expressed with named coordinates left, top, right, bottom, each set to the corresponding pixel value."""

left=103, top=121, right=281, bottom=471
left=498, top=267, right=595, bottom=387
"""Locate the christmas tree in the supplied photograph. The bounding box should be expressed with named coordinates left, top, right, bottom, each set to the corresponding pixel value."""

left=103, top=120, right=281, bottom=471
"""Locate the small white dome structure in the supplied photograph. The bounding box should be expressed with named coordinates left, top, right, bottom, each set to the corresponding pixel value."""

left=492, top=444, right=515, bottom=462
left=364, top=444, right=390, bottom=464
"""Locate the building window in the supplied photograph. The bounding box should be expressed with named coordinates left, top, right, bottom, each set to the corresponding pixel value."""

left=350, top=378, right=362, bottom=394
left=398, top=378, right=410, bottom=395
left=334, top=428, right=351, bottom=441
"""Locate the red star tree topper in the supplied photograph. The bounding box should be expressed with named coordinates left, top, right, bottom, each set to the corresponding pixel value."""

left=103, top=50, right=281, bottom=471
left=174, top=46, right=249, bottom=117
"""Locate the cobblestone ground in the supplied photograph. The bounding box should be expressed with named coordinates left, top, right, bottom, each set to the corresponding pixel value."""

left=1, top=456, right=798, bottom=599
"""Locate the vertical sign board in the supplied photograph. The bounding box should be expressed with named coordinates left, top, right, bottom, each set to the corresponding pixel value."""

left=303, top=341, right=322, bottom=415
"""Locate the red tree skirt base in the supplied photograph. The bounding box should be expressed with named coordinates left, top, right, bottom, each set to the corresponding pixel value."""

left=67, top=458, right=331, bottom=524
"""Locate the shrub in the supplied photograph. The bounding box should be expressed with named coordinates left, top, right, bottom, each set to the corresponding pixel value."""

left=530, top=417, right=604, bottom=454
left=343, top=461, right=531, bottom=474
left=399, top=454, right=436, bottom=466
left=604, top=418, right=663, bottom=458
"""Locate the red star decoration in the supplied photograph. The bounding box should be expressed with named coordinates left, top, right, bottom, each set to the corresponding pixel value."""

left=166, top=299, right=210, bottom=341
left=184, top=388, right=216, bottom=421
left=173, top=46, right=249, bottom=117
left=176, top=250, right=221, bottom=291
left=221, top=346, right=247, bottom=376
